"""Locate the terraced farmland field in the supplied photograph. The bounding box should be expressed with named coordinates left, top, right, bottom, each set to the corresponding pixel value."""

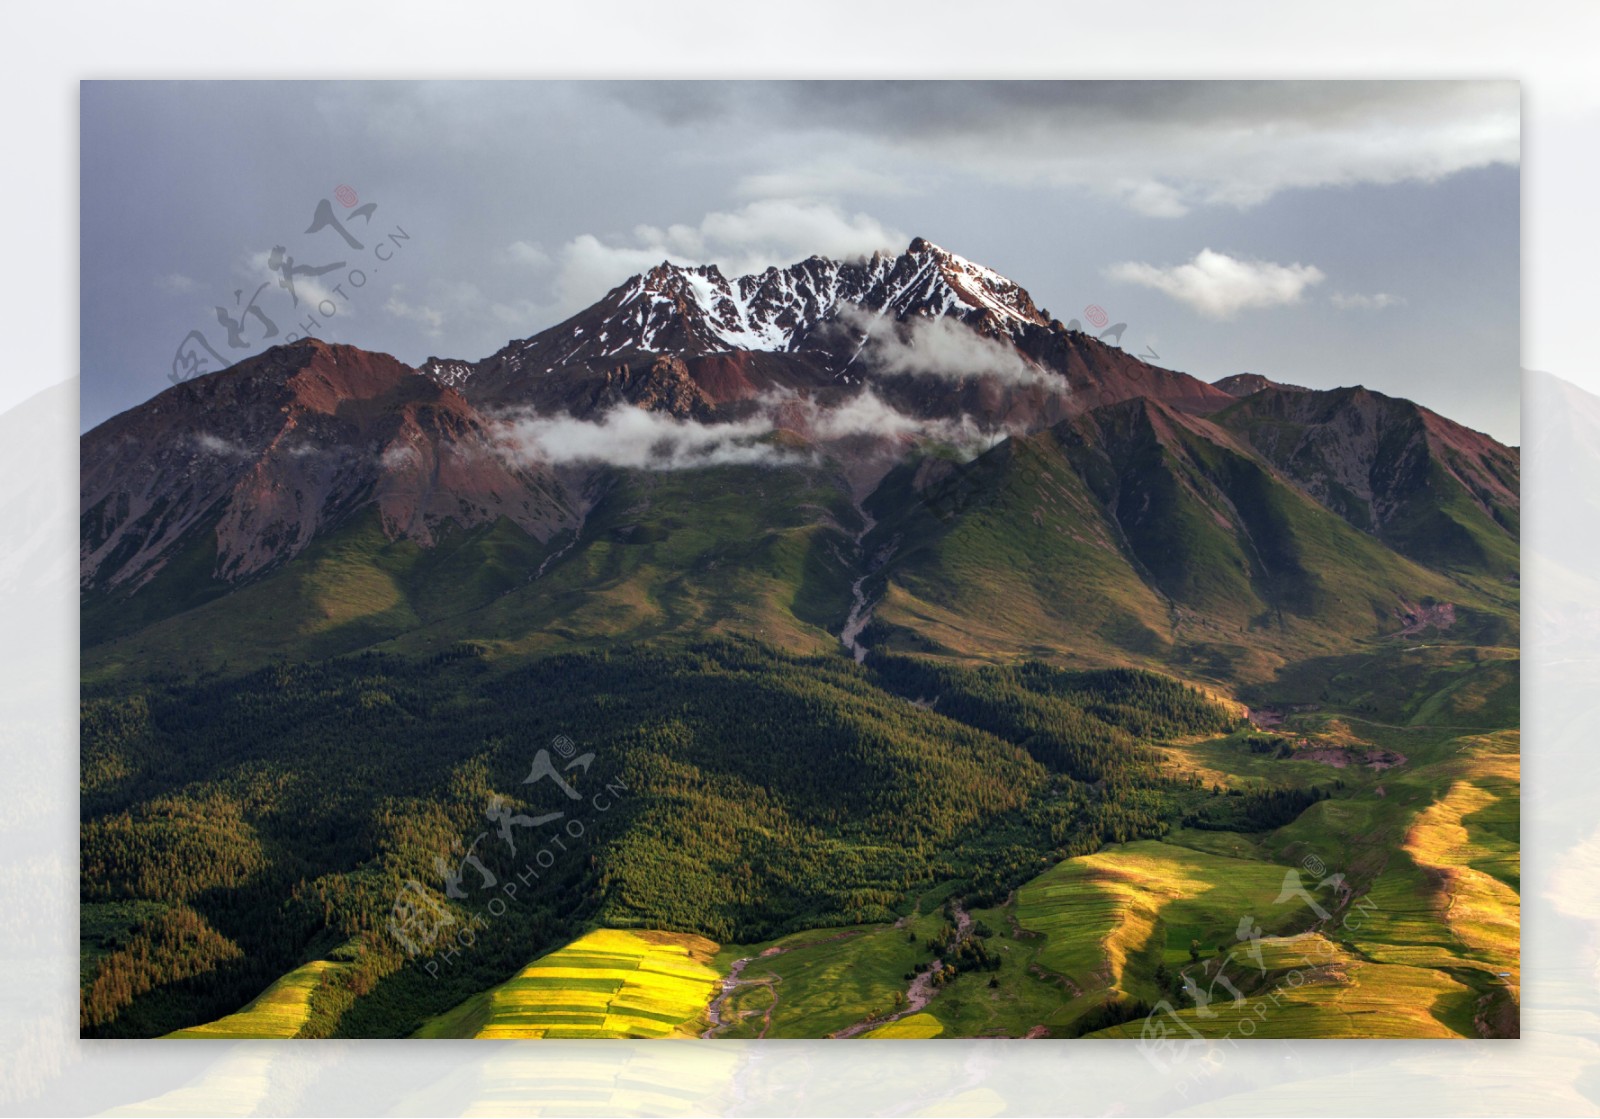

left=1014, top=842, right=1317, bottom=1002
left=863, top=1012, right=944, bottom=1038
left=1092, top=931, right=1478, bottom=1039
left=1083, top=717, right=1521, bottom=1039
left=414, top=929, right=721, bottom=1039
left=166, top=958, right=349, bottom=1039
left=101, top=640, right=1516, bottom=1042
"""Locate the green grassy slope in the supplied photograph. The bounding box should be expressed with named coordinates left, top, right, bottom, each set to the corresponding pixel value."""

left=861, top=401, right=1513, bottom=686
left=1213, top=386, right=1520, bottom=578
left=165, top=957, right=353, bottom=1039
left=83, top=460, right=862, bottom=684
left=127, top=636, right=1516, bottom=1040
left=85, top=396, right=1515, bottom=696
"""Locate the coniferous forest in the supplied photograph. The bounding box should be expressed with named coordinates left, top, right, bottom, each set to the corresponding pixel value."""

left=80, top=640, right=1254, bottom=1037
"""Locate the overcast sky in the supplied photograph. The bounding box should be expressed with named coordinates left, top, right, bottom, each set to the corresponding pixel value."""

left=80, top=80, right=1520, bottom=443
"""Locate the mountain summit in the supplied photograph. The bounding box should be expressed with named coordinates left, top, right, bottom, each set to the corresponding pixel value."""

left=419, top=239, right=1229, bottom=424
left=426, top=238, right=1049, bottom=390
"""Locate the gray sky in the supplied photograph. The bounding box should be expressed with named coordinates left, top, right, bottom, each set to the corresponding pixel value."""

left=80, top=80, right=1520, bottom=443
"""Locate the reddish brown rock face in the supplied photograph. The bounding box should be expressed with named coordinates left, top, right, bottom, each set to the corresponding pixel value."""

left=81, top=338, right=576, bottom=590
left=1209, top=381, right=1519, bottom=566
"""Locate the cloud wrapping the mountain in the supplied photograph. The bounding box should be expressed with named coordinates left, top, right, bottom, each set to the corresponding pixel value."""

left=495, top=388, right=998, bottom=472
left=791, top=388, right=997, bottom=450
left=837, top=306, right=1060, bottom=390
left=500, top=406, right=790, bottom=471
left=806, top=389, right=948, bottom=441
left=380, top=444, right=423, bottom=470
left=1107, top=249, right=1326, bottom=319
left=192, top=432, right=253, bottom=459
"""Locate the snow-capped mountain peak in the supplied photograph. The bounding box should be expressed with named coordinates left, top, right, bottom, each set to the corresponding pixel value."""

left=900, top=237, right=1046, bottom=331
left=423, top=239, right=1052, bottom=387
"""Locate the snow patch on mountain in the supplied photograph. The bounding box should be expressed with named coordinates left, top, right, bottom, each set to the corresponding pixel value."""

left=421, top=359, right=476, bottom=389
left=427, top=238, right=1054, bottom=389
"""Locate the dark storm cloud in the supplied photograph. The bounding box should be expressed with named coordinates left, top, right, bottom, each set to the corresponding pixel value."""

left=605, top=79, right=1267, bottom=133
left=599, top=79, right=1513, bottom=139
left=600, top=79, right=1518, bottom=216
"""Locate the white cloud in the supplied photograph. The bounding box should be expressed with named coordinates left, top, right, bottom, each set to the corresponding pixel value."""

left=551, top=199, right=906, bottom=315
left=837, top=306, right=1061, bottom=390
left=552, top=235, right=699, bottom=318
left=762, top=81, right=1521, bottom=219
left=1107, top=249, right=1326, bottom=319
left=505, top=240, right=553, bottom=269
left=801, top=388, right=991, bottom=450
left=734, top=163, right=911, bottom=200
left=805, top=388, right=935, bottom=441
left=383, top=285, right=447, bottom=336
left=239, top=249, right=345, bottom=324
left=380, top=444, right=422, bottom=470
left=495, top=387, right=996, bottom=472
left=499, top=403, right=791, bottom=471
left=1115, top=180, right=1190, bottom=220
left=698, top=200, right=903, bottom=268
left=1331, top=291, right=1406, bottom=311
left=192, top=432, right=252, bottom=459
left=156, top=273, right=196, bottom=294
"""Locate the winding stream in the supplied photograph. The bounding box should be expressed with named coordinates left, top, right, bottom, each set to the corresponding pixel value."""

left=702, top=954, right=769, bottom=1039
left=702, top=931, right=867, bottom=1039
left=831, top=902, right=971, bottom=1039
left=840, top=505, right=878, bottom=663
